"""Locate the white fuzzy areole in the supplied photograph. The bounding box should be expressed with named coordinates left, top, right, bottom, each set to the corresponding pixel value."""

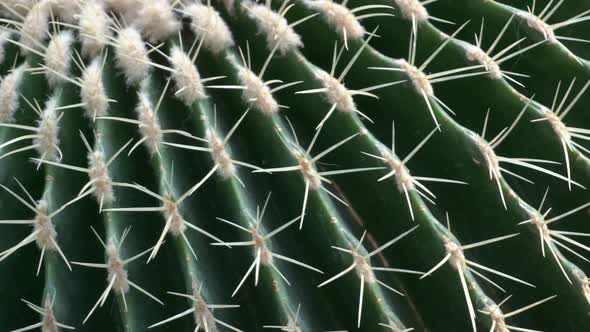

left=353, top=250, right=376, bottom=283
left=444, top=237, right=466, bottom=271
left=81, top=59, right=108, bottom=120
left=465, top=45, right=501, bottom=80
left=238, top=67, right=279, bottom=114
left=135, top=93, right=162, bottom=154
left=114, top=27, right=150, bottom=85
left=317, top=71, right=356, bottom=113
left=34, top=201, right=57, bottom=251
left=250, top=225, right=273, bottom=265
left=162, top=194, right=186, bottom=236
left=543, top=108, right=571, bottom=142
left=88, top=148, right=114, bottom=204
left=79, top=1, right=112, bottom=58
left=307, top=0, right=365, bottom=42
left=46, top=0, right=80, bottom=23
left=0, top=30, right=10, bottom=64
left=169, top=47, right=206, bottom=105
left=0, top=65, right=25, bottom=123
left=104, top=0, right=139, bottom=24
left=105, top=0, right=136, bottom=15
left=400, top=60, right=433, bottom=96
left=41, top=297, right=59, bottom=332
left=134, top=0, right=180, bottom=43
left=106, top=240, right=130, bottom=293
left=20, top=2, right=50, bottom=54
left=395, top=0, right=429, bottom=22
left=485, top=303, right=508, bottom=332
left=526, top=210, right=551, bottom=243
left=207, top=129, right=235, bottom=178
left=191, top=285, right=217, bottom=329
left=477, top=136, right=501, bottom=175
left=476, top=136, right=501, bottom=180
left=34, top=98, right=61, bottom=162
left=524, top=12, right=556, bottom=42
left=294, top=150, right=322, bottom=189
left=185, top=3, right=234, bottom=54
left=45, top=30, right=74, bottom=87
left=248, top=4, right=303, bottom=54
left=381, top=149, right=415, bottom=192
left=1, top=0, right=36, bottom=18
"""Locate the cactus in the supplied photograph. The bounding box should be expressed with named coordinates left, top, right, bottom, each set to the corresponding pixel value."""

left=2, top=0, right=590, bottom=331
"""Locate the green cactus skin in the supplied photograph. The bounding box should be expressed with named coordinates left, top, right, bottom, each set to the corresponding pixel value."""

left=2, top=0, right=590, bottom=331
